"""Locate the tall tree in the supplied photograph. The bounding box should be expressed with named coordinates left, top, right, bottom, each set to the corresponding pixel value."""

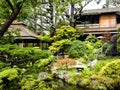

left=25, top=0, right=68, bottom=36
left=54, top=0, right=95, bottom=28
left=0, top=0, right=41, bottom=37
left=0, top=0, right=25, bottom=37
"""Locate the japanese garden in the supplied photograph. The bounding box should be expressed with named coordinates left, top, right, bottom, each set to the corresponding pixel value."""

left=0, top=0, right=120, bottom=90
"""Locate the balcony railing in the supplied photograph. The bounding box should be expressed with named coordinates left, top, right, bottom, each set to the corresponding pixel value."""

left=77, top=23, right=100, bottom=29
left=77, top=23, right=120, bottom=34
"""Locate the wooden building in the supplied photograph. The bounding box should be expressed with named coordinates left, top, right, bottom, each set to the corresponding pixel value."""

left=9, top=22, right=40, bottom=47
left=76, top=7, right=120, bottom=38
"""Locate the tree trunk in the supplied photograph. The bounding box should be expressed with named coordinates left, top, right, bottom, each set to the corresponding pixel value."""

left=70, top=3, right=75, bottom=28
left=0, top=3, right=22, bottom=37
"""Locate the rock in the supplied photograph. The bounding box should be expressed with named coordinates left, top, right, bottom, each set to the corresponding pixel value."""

left=58, top=70, right=70, bottom=82
left=38, top=72, right=48, bottom=80
left=87, top=59, right=98, bottom=68
left=58, top=70, right=68, bottom=79
left=75, top=61, right=86, bottom=73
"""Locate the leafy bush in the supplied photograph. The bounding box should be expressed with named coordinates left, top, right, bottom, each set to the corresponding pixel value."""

left=10, top=48, right=51, bottom=67
left=33, top=56, right=55, bottom=72
left=20, top=74, right=58, bottom=90
left=0, top=68, right=22, bottom=90
left=38, top=35, right=52, bottom=42
left=94, top=40, right=102, bottom=49
left=55, top=20, right=69, bottom=29
left=87, top=76, right=113, bottom=90
left=99, top=59, right=120, bottom=79
left=53, top=25, right=77, bottom=41
left=101, top=42, right=113, bottom=55
left=68, top=40, right=87, bottom=58
left=85, top=34, right=98, bottom=43
left=49, top=39, right=70, bottom=54
left=0, top=44, right=51, bottom=68
left=0, top=61, right=5, bottom=70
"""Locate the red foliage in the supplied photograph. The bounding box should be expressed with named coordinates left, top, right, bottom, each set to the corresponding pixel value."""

left=56, top=58, right=76, bottom=69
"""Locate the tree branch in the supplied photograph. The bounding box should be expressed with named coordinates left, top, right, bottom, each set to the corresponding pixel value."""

left=5, top=0, right=14, bottom=11
left=0, top=0, right=25, bottom=37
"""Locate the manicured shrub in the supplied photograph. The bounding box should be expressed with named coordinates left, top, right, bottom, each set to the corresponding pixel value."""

left=53, top=25, right=77, bottom=41
left=49, top=39, right=70, bottom=55
left=68, top=40, right=87, bottom=58
left=98, top=59, right=120, bottom=79
left=0, top=44, right=51, bottom=68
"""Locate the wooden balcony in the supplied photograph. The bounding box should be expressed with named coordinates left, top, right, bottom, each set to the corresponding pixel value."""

left=77, top=23, right=120, bottom=34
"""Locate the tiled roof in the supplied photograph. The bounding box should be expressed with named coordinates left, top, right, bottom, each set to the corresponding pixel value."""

left=82, top=7, right=120, bottom=15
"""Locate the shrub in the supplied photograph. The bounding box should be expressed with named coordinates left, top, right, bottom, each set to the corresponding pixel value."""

left=33, top=56, right=55, bottom=72
left=101, top=42, right=113, bottom=55
left=53, top=25, right=77, bottom=41
left=85, top=34, right=98, bottom=43
left=0, top=68, right=22, bottom=90
left=68, top=40, right=87, bottom=58
left=49, top=39, right=70, bottom=55
left=94, top=40, right=102, bottom=49
left=56, top=58, right=76, bottom=69
left=0, top=44, right=51, bottom=68
left=0, top=61, right=5, bottom=70
left=38, top=35, right=52, bottom=42
left=98, top=59, right=120, bottom=79
left=87, top=76, right=113, bottom=90
left=20, top=75, right=58, bottom=90
left=117, top=35, right=120, bottom=53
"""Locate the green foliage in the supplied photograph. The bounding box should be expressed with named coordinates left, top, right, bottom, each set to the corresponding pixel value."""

left=33, top=56, right=55, bottom=72
left=117, top=35, right=120, bottom=53
left=85, top=34, right=98, bottom=43
left=38, top=35, right=52, bottom=42
left=49, top=39, right=70, bottom=54
left=0, top=30, right=21, bottom=44
left=68, top=73, right=81, bottom=85
left=50, top=26, right=78, bottom=55
left=55, top=20, right=69, bottom=29
left=99, top=59, right=120, bottom=79
left=68, top=40, right=87, bottom=58
left=87, top=76, right=113, bottom=90
left=93, top=40, right=102, bottom=49
left=53, top=25, right=77, bottom=41
left=79, top=68, right=95, bottom=78
left=0, top=68, right=22, bottom=90
left=0, top=61, right=6, bottom=70
left=0, top=44, right=51, bottom=68
left=0, top=0, right=41, bottom=23
left=102, top=42, right=113, bottom=55
left=79, top=78, right=90, bottom=87
left=93, top=60, right=110, bottom=73
left=20, top=75, right=58, bottom=90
